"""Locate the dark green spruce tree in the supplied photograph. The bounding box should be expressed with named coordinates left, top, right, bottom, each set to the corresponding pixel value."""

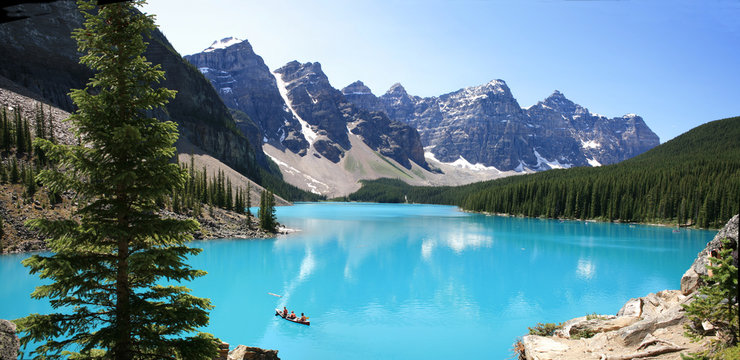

left=15, top=1, right=217, bottom=359
left=683, top=238, right=739, bottom=356
left=258, top=189, right=277, bottom=233
left=245, top=183, right=253, bottom=230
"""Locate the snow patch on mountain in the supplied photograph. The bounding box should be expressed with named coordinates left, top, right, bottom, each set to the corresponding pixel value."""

left=425, top=152, right=501, bottom=172
left=533, top=149, right=572, bottom=170
left=581, top=139, right=601, bottom=149
left=203, top=37, right=244, bottom=52
left=273, top=71, right=318, bottom=144
left=587, top=158, right=602, bottom=167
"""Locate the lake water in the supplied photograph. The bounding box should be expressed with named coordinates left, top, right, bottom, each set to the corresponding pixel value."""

left=0, top=202, right=715, bottom=359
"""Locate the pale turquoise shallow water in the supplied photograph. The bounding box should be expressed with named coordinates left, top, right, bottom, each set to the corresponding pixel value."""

left=0, top=202, right=715, bottom=359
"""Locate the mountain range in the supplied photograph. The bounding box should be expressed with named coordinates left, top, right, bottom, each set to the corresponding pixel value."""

left=343, top=80, right=659, bottom=171
left=0, top=0, right=660, bottom=199
left=183, top=37, right=658, bottom=195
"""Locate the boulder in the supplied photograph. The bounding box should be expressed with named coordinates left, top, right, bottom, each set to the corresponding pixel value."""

left=681, top=214, right=739, bottom=295
left=616, top=297, right=642, bottom=317
left=521, top=335, right=569, bottom=360
left=228, top=345, right=280, bottom=360
left=638, top=290, right=686, bottom=319
left=616, top=291, right=689, bottom=346
left=0, top=319, right=20, bottom=360
left=618, top=317, right=657, bottom=346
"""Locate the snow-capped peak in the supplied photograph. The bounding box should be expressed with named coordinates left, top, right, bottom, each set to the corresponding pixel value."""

left=204, top=37, right=244, bottom=52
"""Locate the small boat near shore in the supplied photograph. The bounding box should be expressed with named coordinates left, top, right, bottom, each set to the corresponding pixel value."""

left=275, top=308, right=310, bottom=325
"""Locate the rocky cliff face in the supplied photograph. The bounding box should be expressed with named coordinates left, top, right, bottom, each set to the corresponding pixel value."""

left=274, top=62, right=428, bottom=168
left=273, top=61, right=351, bottom=162
left=186, top=38, right=429, bottom=170
left=347, top=81, right=660, bottom=171
left=184, top=38, right=308, bottom=155
left=0, top=1, right=268, bottom=180
left=526, top=91, right=660, bottom=166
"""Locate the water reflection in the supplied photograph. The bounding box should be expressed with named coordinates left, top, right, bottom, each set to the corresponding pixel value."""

left=577, top=258, right=596, bottom=280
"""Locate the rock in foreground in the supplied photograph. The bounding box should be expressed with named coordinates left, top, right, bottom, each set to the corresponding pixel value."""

left=521, top=214, right=740, bottom=359
left=0, top=319, right=20, bottom=360
left=680, top=214, right=739, bottom=295
left=522, top=290, right=706, bottom=360
left=228, top=345, right=279, bottom=360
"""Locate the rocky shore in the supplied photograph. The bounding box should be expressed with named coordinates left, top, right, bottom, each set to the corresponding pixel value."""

left=0, top=182, right=287, bottom=254
left=521, top=214, right=738, bottom=360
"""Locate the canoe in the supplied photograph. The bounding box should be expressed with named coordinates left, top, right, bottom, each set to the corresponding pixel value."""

left=275, top=308, right=310, bottom=325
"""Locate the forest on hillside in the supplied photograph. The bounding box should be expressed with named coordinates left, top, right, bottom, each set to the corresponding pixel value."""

left=348, top=117, right=740, bottom=229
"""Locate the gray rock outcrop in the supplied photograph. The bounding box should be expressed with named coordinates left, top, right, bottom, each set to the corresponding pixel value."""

left=0, top=319, right=20, bottom=360
left=680, top=214, right=739, bottom=295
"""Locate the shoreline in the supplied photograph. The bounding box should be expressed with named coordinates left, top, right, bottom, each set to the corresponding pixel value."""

left=519, top=214, right=738, bottom=359
left=469, top=209, right=721, bottom=231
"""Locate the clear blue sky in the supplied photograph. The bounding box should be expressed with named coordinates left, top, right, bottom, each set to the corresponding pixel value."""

left=141, top=0, right=740, bottom=143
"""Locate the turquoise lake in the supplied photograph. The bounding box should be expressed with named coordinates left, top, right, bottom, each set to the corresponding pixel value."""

left=0, top=202, right=715, bottom=359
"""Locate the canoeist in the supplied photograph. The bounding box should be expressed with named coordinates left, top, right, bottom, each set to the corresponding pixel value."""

left=282, top=307, right=288, bottom=317
left=288, top=311, right=296, bottom=319
left=299, top=313, right=307, bottom=322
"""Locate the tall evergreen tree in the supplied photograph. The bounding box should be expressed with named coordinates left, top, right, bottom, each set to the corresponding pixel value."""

left=225, top=178, right=233, bottom=211
left=246, top=183, right=253, bottom=230
left=14, top=108, right=25, bottom=154
left=0, top=160, right=7, bottom=184
left=24, top=164, right=37, bottom=199
left=683, top=238, right=739, bottom=355
left=0, top=107, right=8, bottom=153
left=259, top=189, right=277, bottom=233
left=9, top=157, right=19, bottom=183
left=15, top=1, right=217, bottom=359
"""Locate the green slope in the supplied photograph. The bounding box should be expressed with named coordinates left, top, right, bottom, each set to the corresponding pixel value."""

left=349, top=116, right=740, bottom=228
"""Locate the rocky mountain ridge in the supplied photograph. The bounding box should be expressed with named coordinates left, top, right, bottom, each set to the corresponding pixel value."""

left=345, top=80, right=660, bottom=171
left=185, top=40, right=430, bottom=170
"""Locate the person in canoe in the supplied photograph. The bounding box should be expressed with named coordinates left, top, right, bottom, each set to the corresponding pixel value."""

left=288, top=311, right=296, bottom=319
left=282, top=307, right=288, bottom=317
left=299, top=313, right=307, bottom=322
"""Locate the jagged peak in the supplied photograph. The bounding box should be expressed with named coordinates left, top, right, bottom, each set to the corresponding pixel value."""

left=203, top=37, right=247, bottom=53
left=545, top=89, right=568, bottom=101
left=469, top=78, right=509, bottom=95
left=485, top=79, right=507, bottom=88
left=276, top=60, right=318, bottom=74
left=342, top=80, right=374, bottom=96
left=540, top=89, right=579, bottom=112
left=384, top=83, right=408, bottom=97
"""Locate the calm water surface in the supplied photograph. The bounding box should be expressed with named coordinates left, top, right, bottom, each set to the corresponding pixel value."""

left=0, top=202, right=715, bottom=359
